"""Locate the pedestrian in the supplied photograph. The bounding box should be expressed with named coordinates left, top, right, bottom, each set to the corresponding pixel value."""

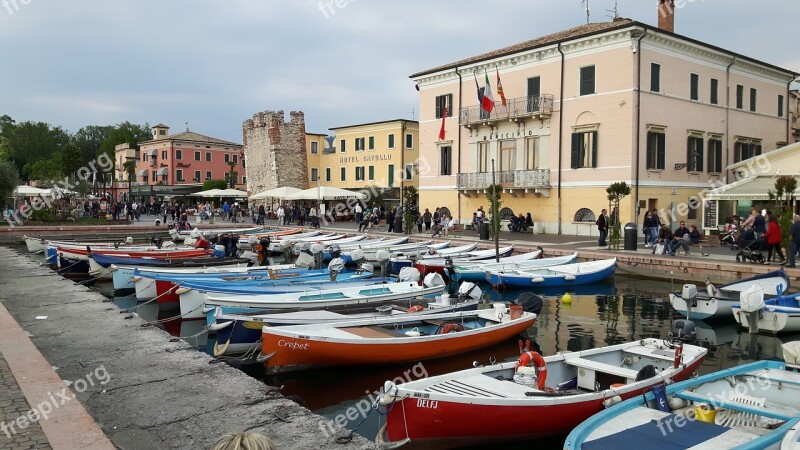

left=354, top=203, right=363, bottom=224
left=668, top=221, right=691, bottom=256
left=433, top=207, right=441, bottom=228
left=387, top=208, right=395, bottom=233
left=642, top=210, right=654, bottom=247
left=475, top=206, right=485, bottom=235
left=416, top=210, right=423, bottom=233
left=788, top=214, right=800, bottom=268
left=649, top=209, right=660, bottom=246
left=277, top=205, right=285, bottom=226
left=596, top=208, right=608, bottom=246
left=257, top=204, right=265, bottom=226
left=422, top=208, right=432, bottom=232
left=762, top=213, right=786, bottom=265
left=753, top=210, right=767, bottom=240
left=653, top=222, right=672, bottom=255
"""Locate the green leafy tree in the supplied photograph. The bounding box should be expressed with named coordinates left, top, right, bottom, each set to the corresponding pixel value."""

left=97, top=122, right=151, bottom=158
left=485, top=183, right=503, bottom=240
left=73, top=125, right=114, bottom=166
left=225, top=161, right=238, bottom=188
left=402, top=185, right=418, bottom=234
left=203, top=179, right=228, bottom=190
left=0, top=159, right=19, bottom=204
left=606, top=181, right=631, bottom=250
left=2, top=120, right=70, bottom=178
left=60, top=142, right=84, bottom=180
left=23, top=156, right=62, bottom=182
left=769, top=176, right=798, bottom=248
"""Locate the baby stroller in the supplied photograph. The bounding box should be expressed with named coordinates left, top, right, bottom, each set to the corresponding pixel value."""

left=720, top=228, right=738, bottom=248
left=735, top=236, right=766, bottom=264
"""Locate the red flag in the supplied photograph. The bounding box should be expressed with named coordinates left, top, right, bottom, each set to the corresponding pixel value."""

left=438, top=107, right=448, bottom=141
left=496, top=67, right=507, bottom=106
left=481, top=69, right=495, bottom=113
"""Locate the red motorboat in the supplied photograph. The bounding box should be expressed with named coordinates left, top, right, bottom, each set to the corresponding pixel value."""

left=375, top=338, right=707, bottom=449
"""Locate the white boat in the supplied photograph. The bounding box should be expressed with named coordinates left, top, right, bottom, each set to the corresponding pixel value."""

left=732, top=287, right=800, bottom=334
left=452, top=252, right=578, bottom=282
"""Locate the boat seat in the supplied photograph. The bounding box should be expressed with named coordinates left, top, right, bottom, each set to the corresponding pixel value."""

left=673, top=390, right=794, bottom=422
left=623, top=346, right=677, bottom=363
left=714, top=394, right=782, bottom=428
left=565, top=357, right=639, bottom=390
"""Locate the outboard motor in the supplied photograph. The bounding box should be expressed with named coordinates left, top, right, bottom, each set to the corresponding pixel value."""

left=124, top=236, right=133, bottom=245
left=739, top=284, right=766, bottom=334
left=398, top=267, right=421, bottom=283
left=295, top=252, right=315, bottom=269
left=280, top=239, right=294, bottom=262
left=456, top=282, right=482, bottom=302
left=212, top=244, right=226, bottom=258
left=670, top=319, right=697, bottom=343
left=358, top=262, right=375, bottom=274
left=195, top=236, right=210, bottom=249
left=257, top=236, right=271, bottom=266
left=168, top=228, right=180, bottom=242
left=329, top=244, right=342, bottom=260
left=350, top=249, right=366, bottom=267
left=423, top=272, right=445, bottom=289
left=375, top=250, right=391, bottom=277
left=514, top=292, right=544, bottom=316
left=328, top=257, right=346, bottom=281
left=161, top=240, right=176, bottom=250
left=310, top=243, right=325, bottom=270
left=248, top=236, right=259, bottom=251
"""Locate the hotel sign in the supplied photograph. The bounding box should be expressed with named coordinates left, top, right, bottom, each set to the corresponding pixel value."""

left=482, top=130, right=538, bottom=141
left=339, top=155, right=392, bottom=164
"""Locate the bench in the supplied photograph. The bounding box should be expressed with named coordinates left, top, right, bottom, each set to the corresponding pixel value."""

left=565, top=357, right=639, bottom=390
left=673, top=390, right=794, bottom=422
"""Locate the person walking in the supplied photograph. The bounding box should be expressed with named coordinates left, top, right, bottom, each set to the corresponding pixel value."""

left=649, top=209, right=660, bottom=247
left=753, top=210, right=767, bottom=240
left=257, top=204, right=266, bottom=226
left=762, top=213, right=786, bottom=265
left=475, top=206, right=485, bottom=235
left=642, top=211, right=654, bottom=247
left=596, top=209, right=608, bottom=247
left=788, top=214, right=800, bottom=268
left=354, top=203, right=363, bottom=224
left=422, top=208, right=432, bottom=232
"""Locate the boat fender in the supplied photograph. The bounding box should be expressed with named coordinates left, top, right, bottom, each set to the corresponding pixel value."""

left=563, top=274, right=576, bottom=281
left=668, top=397, right=688, bottom=410
left=516, top=351, right=547, bottom=390
left=436, top=323, right=464, bottom=334
left=531, top=276, right=545, bottom=283
left=602, top=395, right=622, bottom=408
left=407, top=305, right=424, bottom=313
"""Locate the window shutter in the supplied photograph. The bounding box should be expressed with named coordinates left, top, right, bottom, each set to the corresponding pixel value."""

left=591, top=131, right=598, bottom=168
left=527, top=77, right=541, bottom=97
left=686, top=137, right=692, bottom=168
left=646, top=133, right=653, bottom=169
left=697, top=139, right=704, bottom=172
left=657, top=133, right=665, bottom=170
left=435, top=96, right=441, bottom=119
left=447, top=94, right=453, bottom=116
left=570, top=133, right=580, bottom=169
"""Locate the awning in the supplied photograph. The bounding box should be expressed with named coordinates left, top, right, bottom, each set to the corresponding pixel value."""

left=138, top=169, right=148, bottom=177
left=156, top=167, right=168, bottom=176
left=705, top=176, right=800, bottom=201
left=148, top=149, right=158, bottom=156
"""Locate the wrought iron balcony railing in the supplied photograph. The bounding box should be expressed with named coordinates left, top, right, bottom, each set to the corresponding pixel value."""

left=456, top=169, right=550, bottom=190
left=459, top=94, right=554, bottom=126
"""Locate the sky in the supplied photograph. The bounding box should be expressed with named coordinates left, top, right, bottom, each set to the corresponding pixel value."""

left=2, top=0, right=798, bottom=143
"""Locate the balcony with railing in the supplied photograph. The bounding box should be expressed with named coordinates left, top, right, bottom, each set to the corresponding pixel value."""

left=456, top=169, right=551, bottom=197
left=459, top=94, right=554, bottom=127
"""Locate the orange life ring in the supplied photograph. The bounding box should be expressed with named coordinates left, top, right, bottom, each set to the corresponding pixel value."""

left=407, top=305, right=424, bottom=313
left=436, top=323, right=464, bottom=334
left=516, top=351, right=547, bottom=390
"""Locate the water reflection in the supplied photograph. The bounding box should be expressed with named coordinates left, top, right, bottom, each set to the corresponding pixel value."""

left=93, top=275, right=800, bottom=450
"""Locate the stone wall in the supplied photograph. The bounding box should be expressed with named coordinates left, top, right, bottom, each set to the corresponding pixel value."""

left=243, top=110, right=309, bottom=199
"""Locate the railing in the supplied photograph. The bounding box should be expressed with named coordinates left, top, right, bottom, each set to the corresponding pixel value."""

left=456, top=169, right=550, bottom=190
left=459, top=94, right=554, bottom=126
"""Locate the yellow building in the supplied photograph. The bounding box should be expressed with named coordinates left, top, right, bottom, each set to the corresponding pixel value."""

left=306, top=119, right=420, bottom=208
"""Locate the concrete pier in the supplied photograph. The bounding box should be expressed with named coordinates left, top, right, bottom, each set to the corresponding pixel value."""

left=0, top=246, right=375, bottom=450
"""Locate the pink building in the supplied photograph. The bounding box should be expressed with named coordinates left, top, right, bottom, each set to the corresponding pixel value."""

left=131, top=124, right=245, bottom=200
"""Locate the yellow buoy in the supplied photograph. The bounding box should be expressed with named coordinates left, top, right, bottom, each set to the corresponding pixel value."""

left=561, top=293, right=572, bottom=304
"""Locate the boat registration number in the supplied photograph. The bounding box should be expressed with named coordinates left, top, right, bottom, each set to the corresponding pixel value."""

left=416, top=399, right=438, bottom=409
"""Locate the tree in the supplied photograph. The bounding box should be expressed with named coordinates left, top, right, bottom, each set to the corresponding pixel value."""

left=2, top=120, right=70, bottom=178
left=203, top=179, right=228, bottom=190
left=485, top=183, right=503, bottom=240
left=23, top=157, right=62, bottom=182
left=97, top=122, right=151, bottom=158
left=60, top=142, right=84, bottom=180
left=73, top=125, right=114, bottom=166
left=402, top=185, right=418, bottom=234
left=606, top=182, right=631, bottom=250
left=0, top=160, right=19, bottom=206
left=769, top=175, right=798, bottom=248
left=225, top=161, right=238, bottom=188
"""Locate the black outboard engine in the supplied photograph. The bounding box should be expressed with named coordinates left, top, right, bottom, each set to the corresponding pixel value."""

left=515, top=292, right=544, bottom=316
left=670, top=319, right=697, bottom=343
left=329, top=244, right=341, bottom=260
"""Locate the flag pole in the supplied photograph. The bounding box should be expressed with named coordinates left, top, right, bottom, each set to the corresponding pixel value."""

left=492, top=158, right=499, bottom=262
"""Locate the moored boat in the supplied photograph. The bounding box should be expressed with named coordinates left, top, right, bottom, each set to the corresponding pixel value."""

left=452, top=252, right=577, bottom=282
left=564, top=359, right=800, bottom=450
left=732, top=290, right=800, bottom=334
left=486, top=258, right=616, bottom=289
left=375, top=337, right=706, bottom=449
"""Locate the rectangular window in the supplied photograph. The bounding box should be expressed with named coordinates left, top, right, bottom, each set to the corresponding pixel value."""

left=194, top=170, right=200, bottom=182
left=224, top=154, right=230, bottom=163
left=707, top=139, right=723, bottom=173
left=499, top=139, right=516, bottom=173
left=368, top=136, right=374, bottom=150
left=736, top=85, right=744, bottom=109
left=325, top=167, right=331, bottom=182
left=355, top=137, right=365, bottom=151
left=388, top=164, right=394, bottom=187
left=646, top=131, right=666, bottom=170
left=734, top=140, right=760, bottom=162
left=690, top=73, right=699, bottom=101
left=687, top=136, right=704, bottom=172
left=525, top=137, right=540, bottom=170
left=355, top=166, right=365, bottom=181
left=435, top=94, right=453, bottom=119
left=340, top=167, right=346, bottom=182
left=405, top=164, right=413, bottom=181
left=143, top=153, right=147, bottom=162
left=710, top=78, right=719, bottom=105
left=750, top=88, right=757, bottom=112
left=570, top=130, right=598, bottom=168
left=206, top=171, right=212, bottom=180
left=368, top=165, right=374, bottom=181
left=233, top=154, right=238, bottom=164
left=152, top=170, right=156, bottom=180
left=242, top=176, right=246, bottom=184
left=477, top=141, right=489, bottom=173
left=194, top=151, right=201, bottom=161
left=579, top=65, right=595, bottom=96
left=206, top=152, right=212, bottom=162
left=175, top=149, right=182, bottom=160
left=405, top=133, right=413, bottom=149
left=176, top=169, right=184, bottom=182
left=527, top=76, right=541, bottom=112
left=388, top=134, right=395, bottom=149
left=311, top=141, right=319, bottom=154
left=162, top=150, right=167, bottom=160
left=650, top=63, right=661, bottom=92
left=311, top=168, right=319, bottom=182
left=241, top=156, right=245, bottom=168
left=439, top=146, right=452, bottom=176
left=340, top=139, right=346, bottom=153
left=779, top=94, right=785, bottom=117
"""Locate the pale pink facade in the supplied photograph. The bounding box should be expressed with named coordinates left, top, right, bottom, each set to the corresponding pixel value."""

left=412, top=19, right=795, bottom=234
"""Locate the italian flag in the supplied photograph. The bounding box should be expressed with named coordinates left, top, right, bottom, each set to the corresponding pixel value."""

left=481, top=69, right=494, bottom=113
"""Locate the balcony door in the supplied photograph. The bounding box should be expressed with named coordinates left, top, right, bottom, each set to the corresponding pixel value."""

left=499, top=140, right=516, bottom=173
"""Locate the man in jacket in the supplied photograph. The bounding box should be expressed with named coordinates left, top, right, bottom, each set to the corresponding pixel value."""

left=787, top=214, right=800, bottom=268
left=653, top=223, right=672, bottom=255
left=596, top=209, right=607, bottom=246
left=668, top=221, right=691, bottom=256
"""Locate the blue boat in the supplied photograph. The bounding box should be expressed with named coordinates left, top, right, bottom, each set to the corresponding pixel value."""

left=486, top=258, right=616, bottom=289
left=451, top=252, right=577, bottom=283
left=732, top=292, right=800, bottom=334
left=564, top=360, right=800, bottom=450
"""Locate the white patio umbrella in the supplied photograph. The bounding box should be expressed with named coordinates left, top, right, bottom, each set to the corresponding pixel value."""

left=215, top=188, right=249, bottom=198
left=250, top=186, right=302, bottom=200
left=193, top=188, right=223, bottom=197
left=13, top=185, right=49, bottom=197
left=284, top=186, right=366, bottom=201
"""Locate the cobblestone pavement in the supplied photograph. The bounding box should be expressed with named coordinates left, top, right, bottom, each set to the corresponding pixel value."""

left=0, top=354, right=51, bottom=450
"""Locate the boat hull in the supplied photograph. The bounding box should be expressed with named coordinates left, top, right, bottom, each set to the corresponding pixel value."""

left=732, top=306, right=800, bottom=333
left=669, top=292, right=734, bottom=321
left=487, top=265, right=615, bottom=288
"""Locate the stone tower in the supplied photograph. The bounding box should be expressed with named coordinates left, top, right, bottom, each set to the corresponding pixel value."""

left=242, top=110, right=309, bottom=198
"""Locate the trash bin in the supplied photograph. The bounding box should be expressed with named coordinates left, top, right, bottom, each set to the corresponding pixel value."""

left=479, top=222, right=490, bottom=240
left=394, top=215, right=403, bottom=234
left=624, top=222, right=638, bottom=251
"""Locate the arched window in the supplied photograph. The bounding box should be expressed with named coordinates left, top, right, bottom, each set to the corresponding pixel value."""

left=574, top=208, right=596, bottom=222
left=499, top=207, right=515, bottom=220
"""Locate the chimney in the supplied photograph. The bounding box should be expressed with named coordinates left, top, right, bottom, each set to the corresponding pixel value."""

left=658, top=0, right=675, bottom=33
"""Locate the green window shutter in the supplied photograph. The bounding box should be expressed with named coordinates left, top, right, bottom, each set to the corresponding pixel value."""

left=591, top=131, right=598, bottom=168
left=657, top=133, right=665, bottom=170
left=646, top=132, right=653, bottom=169
left=388, top=164, right=394, bottom=187
left=388, top=134, right=394, bottom=148
left=570, top=133, right=580, bottom=169
left=697, top=139, right=704, bottom=172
